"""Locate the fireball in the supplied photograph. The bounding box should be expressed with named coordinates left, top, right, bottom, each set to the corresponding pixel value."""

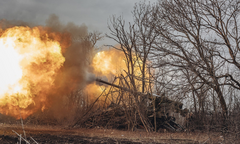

left=86, top=49, right=151, bottom=105
left=92, top=50, right=126, bottom=77
left=0, top=26, right=65, bottom=119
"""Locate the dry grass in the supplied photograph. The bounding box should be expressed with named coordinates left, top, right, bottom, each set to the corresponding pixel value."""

left=0, top=123, right=235, bottom=143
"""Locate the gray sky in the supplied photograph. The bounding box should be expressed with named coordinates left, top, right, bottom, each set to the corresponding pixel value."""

left=0, top=0, right=157, bottom=47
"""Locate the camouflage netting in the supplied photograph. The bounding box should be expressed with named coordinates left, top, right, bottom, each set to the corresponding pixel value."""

left=148, top=96, right=189, bottom=118
left=74, top=95, right=188, bottom=132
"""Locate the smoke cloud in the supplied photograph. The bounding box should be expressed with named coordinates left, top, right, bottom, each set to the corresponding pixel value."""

left=44, top=14, right=97, bottom=123
left=0, top=14, right=96, bottom=123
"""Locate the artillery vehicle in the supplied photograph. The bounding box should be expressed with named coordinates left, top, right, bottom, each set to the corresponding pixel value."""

left=94, top=78, right=188, bottom=132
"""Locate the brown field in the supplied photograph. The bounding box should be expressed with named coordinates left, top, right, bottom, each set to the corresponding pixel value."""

left=0, top=124, right=233, bottom=144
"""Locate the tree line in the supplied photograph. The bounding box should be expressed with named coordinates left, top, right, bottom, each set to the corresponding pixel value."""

left=107, top=0, right=240, bottom=131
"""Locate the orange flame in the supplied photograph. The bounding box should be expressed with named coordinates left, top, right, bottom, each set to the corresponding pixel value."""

left=0, top=26, right=65, bottom=119
left=92, top=49, right=126, bottom=77
left=86, top=49, right=151, bottom=105
left=84, top=49, right=127, bottom=104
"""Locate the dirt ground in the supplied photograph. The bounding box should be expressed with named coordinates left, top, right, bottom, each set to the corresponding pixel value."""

left=0, top=124, right=232, bottom=144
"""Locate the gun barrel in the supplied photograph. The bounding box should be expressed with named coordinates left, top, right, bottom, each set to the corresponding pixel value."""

left=95, top=78, right=161, bottom=97
left=96, top=78, right=132, bottom=92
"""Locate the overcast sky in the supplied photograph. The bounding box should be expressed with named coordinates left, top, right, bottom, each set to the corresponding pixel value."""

left=0, top=0, right=157, bottom=47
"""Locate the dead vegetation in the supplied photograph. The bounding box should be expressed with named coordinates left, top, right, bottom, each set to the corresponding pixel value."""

left=72, top=92, right=188, bottom=133
left=2, top=0, right=240, bottom=143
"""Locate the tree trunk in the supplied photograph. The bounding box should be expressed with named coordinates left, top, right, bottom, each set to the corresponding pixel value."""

left=213, top=83, right=227, bottom=118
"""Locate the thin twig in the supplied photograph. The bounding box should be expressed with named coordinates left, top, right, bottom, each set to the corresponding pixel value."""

left=30, top=136, right=39, bottom=144
left=12, top=130, right=30, bottom=144
left=71, top=88, right=106, bottom=127
left=19, top=107, right=26, bottom=140
left=203, top=138, right=210, bottom=144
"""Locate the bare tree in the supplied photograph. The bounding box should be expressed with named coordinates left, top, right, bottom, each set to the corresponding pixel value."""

left=132, top=2, right=159, bottom=94
left=106, top=2, right=160, bottom=132
left=105, top=0, right=240, bottom=131
left=107, top=16, right=153, bottom=132
left=146, top=0, right=240, bottom=118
